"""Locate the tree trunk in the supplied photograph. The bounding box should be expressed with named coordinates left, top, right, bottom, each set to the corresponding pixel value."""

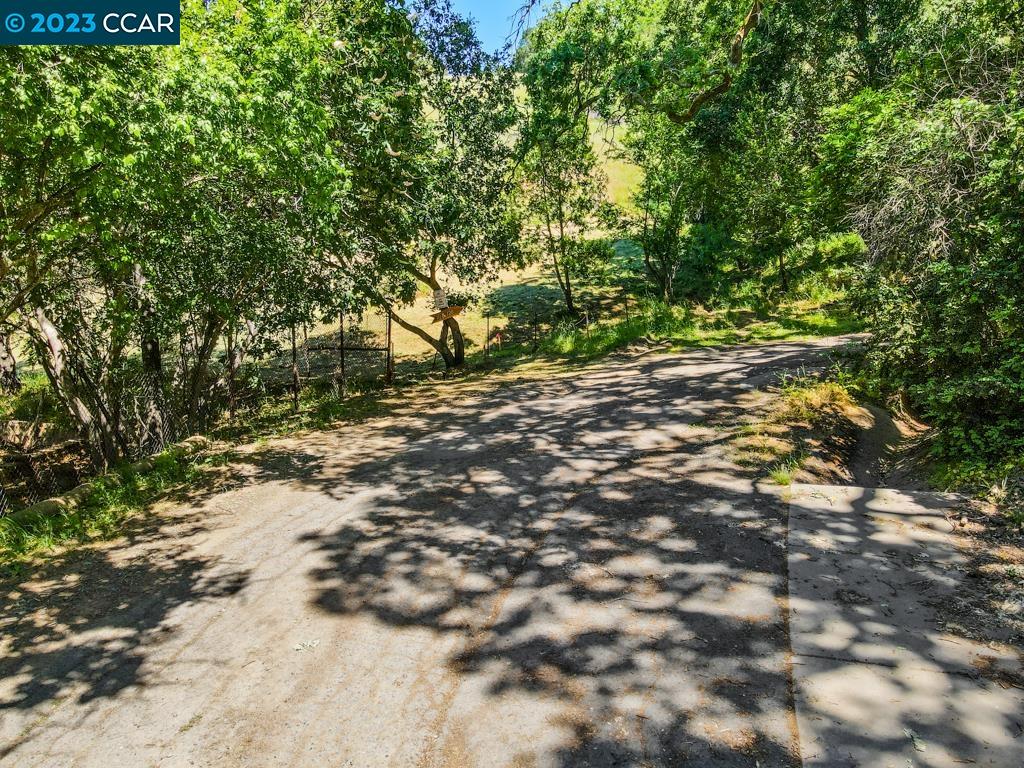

left=550, top=251, right=577, bottom=317
left=852, top=1, right=879, bottom=86
left=435, top=341, right=457, bottom=369
left=226, top=326, right=238, bottom=420
left=135, top=264, right=167, bottom=451
left=0, top=334, right=20, bottom=393
left=387, top=306, right=457, bottom=369
left=394, top=261, right=467, bottom=370
left=562, top=265, right=576, bottom=317
left=141, top=333, right=168, bottom=453
left=30, top=306, right=120, bottom=466
left=445, top=318, right=465, bottom=367
left=210, top=318, right=255, bottom=424
left=184, top=314, right=224, bottom=432
left=547, top=203, right=578, bottom=318
left=290, top=324, right=300, bottom=414
left=337, top=309, right=347, bottom=396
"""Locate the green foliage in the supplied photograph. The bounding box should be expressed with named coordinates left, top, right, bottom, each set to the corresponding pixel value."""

left=525, top=0, right=1023, bottom=483
left=2, top=0, right=1022, bottom=516
left=768, top=454, right=806, bottom=487
left=542, top=300, right=688, bottom=356
left=519, top=13, right=614, bottom=317
left=0, top=449, right=216, bottom=569
left=0, top=370, right=66, bottom=425
left=357, top=1, right=526, bottom=369
left=0, top=0, right=478, bottom=457
left=817, top=4, right=1024, bottom=467
left=542, top=297, right=861, bottom=358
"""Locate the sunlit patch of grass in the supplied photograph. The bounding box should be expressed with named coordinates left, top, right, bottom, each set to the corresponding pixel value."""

left=768, top=450, right=810, bottom=486
left=543, top=316, right=650, bottom=357
left=774, top=376, right=860, bottom=428
left=590, top=116, right=642, bottom=211
left=0, top=369, right=67, bottom=424
left=769, top=467, right=793, bottom=486
left=733, top=427, right=793, bottom=467
left=541, top=301, right=695, bottom=358
left=538, top=292, right=862, bottom=360
left=732, top=374, right=863, bottom=485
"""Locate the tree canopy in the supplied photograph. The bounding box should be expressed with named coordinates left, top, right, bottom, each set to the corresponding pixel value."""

left=1, top=0, right=1021, bottom=481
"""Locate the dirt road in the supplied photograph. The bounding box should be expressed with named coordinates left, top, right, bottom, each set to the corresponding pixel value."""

left=0, top=339, right=884, bottom=766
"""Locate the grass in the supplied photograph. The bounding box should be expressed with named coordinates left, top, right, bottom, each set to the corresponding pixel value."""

left=590, top=116, right=643, bottom=211
left=0, top=369, right=67, bottom=425
left=288, top=235, right=861, bottom=376
left=768, top=450, right=810, bottom=486
left=774, top=376, right=860, bottom=429
left=1006, top=505, right=1024, bottom=531
left=734, top=374, right=863, bottom=485
left=0, top=448, right=235, bottom=574
left=541, top=295, right=862, bottom=360
left=212, top=378, right=393, bottom=442
left=975, top=467, right=1024, bottom=530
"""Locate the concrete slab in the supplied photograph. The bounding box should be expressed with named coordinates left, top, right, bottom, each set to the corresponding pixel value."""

left=787, top=484, right=1024, bottom=767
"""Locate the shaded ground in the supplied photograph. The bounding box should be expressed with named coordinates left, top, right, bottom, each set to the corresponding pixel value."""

left=787, top=485, right=1023, bottom=766
left=0, top=338, right=899, bottom=766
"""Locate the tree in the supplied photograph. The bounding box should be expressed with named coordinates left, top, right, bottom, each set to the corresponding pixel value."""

left=1, top=0, right=404, bottom=462
left=0, top=46, right=159, bottom=325
left=521, top=105, right=607, bottom=317
left=816, top=2, right=1024, bottom=463
left=518, top=0, right=772, bottom=303
left=371, top=1, right=525, bottom=369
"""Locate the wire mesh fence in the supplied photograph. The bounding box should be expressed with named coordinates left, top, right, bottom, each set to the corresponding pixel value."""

left=262, top=308, right=393, bottom=397
left=0, top=308, right=395, bottom=518
left=0, top=427, right=90, bottom=515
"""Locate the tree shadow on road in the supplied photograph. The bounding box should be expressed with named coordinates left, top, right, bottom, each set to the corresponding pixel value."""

left=274, top=343, right=843, bottom=766
left=0, top=507, right=251, bottom=760
left=3, top=339, right=900, bottom=767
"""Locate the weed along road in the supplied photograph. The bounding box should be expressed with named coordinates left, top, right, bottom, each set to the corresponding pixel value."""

left=2, top=339, right=1020, bottom=767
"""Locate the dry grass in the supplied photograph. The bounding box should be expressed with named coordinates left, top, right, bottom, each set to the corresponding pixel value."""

left=772, top=380, right=860, bottom=428
left=734, top=377, right=866, bottom=486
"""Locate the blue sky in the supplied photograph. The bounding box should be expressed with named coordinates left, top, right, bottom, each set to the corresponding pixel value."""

left=449, top=0, right=533, bottom=54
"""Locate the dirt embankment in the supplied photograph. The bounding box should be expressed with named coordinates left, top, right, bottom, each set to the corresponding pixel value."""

left=737, top=380, right=1024, bottom=648
left=732, top=379, right=915, bottom=488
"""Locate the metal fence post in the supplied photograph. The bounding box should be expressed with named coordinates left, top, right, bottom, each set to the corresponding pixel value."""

left=338, top=309, right=347, bottom=397
left=290, top=324, right=300, bottom=414
left=532, top=302, right=539, bottom=352
left=385, top=313, right=394, bottom=386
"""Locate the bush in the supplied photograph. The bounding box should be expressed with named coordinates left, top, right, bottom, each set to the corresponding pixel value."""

left=818, top=50, right=1024, bottom=473
left=543, top=300, right=693, bottom=357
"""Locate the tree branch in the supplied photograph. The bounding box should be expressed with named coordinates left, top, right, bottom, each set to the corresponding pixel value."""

left=663, top=0, right=764, bottom=126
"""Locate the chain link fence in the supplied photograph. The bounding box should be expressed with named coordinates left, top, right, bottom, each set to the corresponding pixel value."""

left=0, top=424, right=90, bottom=515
